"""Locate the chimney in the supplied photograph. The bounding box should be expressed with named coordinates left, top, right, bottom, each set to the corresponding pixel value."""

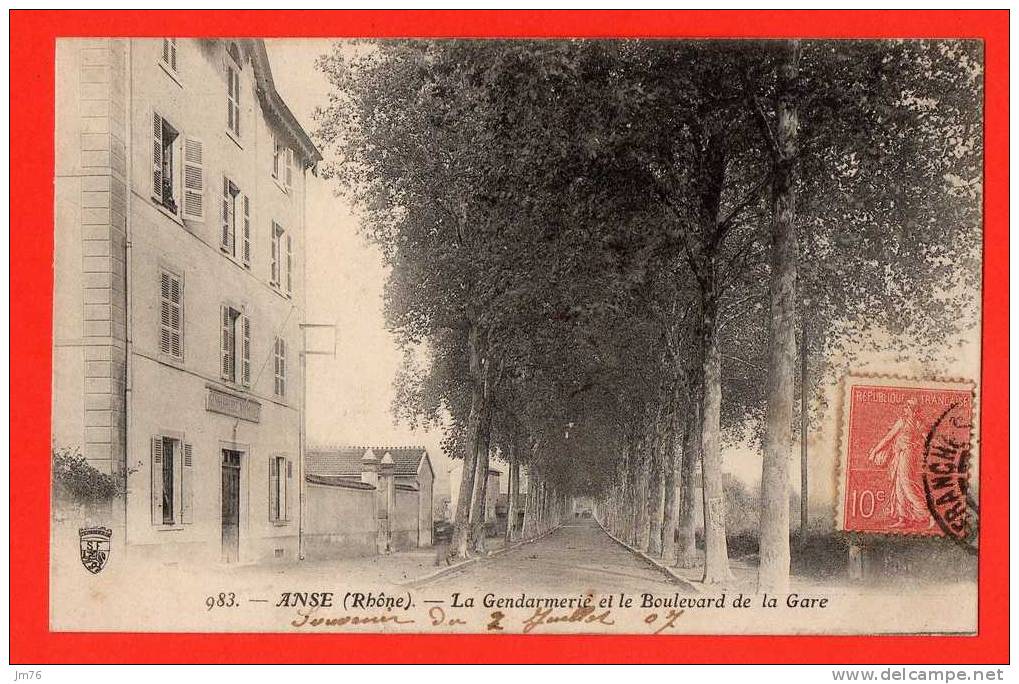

left=360, top=448, right=378, bottom=487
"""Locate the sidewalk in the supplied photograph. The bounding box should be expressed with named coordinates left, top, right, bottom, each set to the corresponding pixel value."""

left=226, top=537, right=508, bottom=588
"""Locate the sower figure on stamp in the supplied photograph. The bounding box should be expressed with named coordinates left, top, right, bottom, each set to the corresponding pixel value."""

left=868, top=398, right=933, bottom=529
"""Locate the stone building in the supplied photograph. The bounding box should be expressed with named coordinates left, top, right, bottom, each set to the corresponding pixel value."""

left=52, top=38, right=320, bottom=564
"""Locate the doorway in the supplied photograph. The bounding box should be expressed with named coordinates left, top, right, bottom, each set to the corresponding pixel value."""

left=221, top=449, right=242, bottom=563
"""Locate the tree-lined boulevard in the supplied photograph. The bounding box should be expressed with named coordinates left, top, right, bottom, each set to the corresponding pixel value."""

left=314, top=38, right=981, bottom=591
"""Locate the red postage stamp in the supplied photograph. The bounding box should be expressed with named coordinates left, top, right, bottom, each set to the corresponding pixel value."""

left=838, top=376, right=977, bottom=538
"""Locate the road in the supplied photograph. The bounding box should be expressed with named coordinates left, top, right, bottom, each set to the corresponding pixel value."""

left=413, top=518, right=691, bottom=596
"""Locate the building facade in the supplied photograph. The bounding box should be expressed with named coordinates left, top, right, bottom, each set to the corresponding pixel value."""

left=53, top=38, right=320, bottom=564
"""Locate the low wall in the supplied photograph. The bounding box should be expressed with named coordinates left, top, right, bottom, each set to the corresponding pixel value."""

left=304, top=479, right=377, bottom=559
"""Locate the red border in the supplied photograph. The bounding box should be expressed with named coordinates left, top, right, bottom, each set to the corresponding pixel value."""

left=10, top=10, right=1008, bottom=664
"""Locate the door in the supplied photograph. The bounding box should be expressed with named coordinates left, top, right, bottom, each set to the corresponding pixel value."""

left=221, top=450, right=241, bottom=563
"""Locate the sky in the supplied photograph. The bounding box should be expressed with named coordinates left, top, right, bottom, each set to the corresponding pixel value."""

left=264, top=39, right=460, bottom=502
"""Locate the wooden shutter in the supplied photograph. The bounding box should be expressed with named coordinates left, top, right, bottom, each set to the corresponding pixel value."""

left=279, top=338, right=286, bottom=397
left=227, top=66, right=235, bottom=134
left=152, top=113, right=163, bottom=198
left=220, top=306, right=232, bottom=380
left=285, top=459, right=294, bottom=522
left=240, top=314, right=251, bottom=386
left=160, top=271, right=183, bottom=358
left=182, top=137, right=204, bottom=221
left=169, top=38, right=177, bottom=71
left=169, top=274, right=182, bottom=358
left=268, top=456, right=279, bottom=522
left=159, top=272, right=172, bottom=355
left=242, top=195, right=251, bottom=268
left=285, top=233, right=293, bottom=295
left=271, top=133, right=278, bottom=179
left=181, top=443, right=194, bottom=524
left=221, top=178, right=232, bottom=252
left=285, top=147, right=293, bottom=188
left=151, top=437, right=164, bottom=525
left=270, top=223, right=279, bottom=286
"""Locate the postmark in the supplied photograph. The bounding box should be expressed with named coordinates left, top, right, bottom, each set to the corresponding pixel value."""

left=837, top=376, right=976, bottom=537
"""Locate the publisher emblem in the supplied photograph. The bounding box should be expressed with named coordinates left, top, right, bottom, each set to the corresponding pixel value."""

left=79, top=526, right=112, bottom=574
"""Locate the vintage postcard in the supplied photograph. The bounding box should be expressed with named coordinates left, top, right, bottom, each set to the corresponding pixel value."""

left=11, top=9, right=1008, bottom=665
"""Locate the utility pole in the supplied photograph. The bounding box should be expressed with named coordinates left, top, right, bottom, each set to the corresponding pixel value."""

left=299, top=322, right=337, bottom=560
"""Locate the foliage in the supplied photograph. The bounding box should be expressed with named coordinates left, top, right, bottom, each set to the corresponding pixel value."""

left=52, top=446, right=122, bottom=503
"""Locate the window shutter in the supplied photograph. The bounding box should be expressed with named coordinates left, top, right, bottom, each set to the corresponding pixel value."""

left=227, top=68, right=235, bottom=134
left=268, top=456, right=279, bottom=522
left=221, top=177, right=232, bottom=252
left=181, top=443, right=194, bottom=524
left=159, top=272, right=172, bottom=355
left=242, top=195, right=251, bottom=268
left=272, top=338, right=279, bottom=396
left=160, top=271, right=183, bottom=359
left=170, top=275, right=182, bottom=359
left=151, top=437, right=164, bottom=525
left=220, top=306, right=232, bottom=380
left=271, top=133, right=278, bottom=179
left=270, top=223, right=279, bottom=286
left=285, top=459, right=294, bottom=522
left=285, top=233, right=293, bottom=295
left=280, top=338, right=286, bottom=397
left=285, top=148, right=294, bottom=189
left=169, top=38, right=177, bottom=71
left=182, top=137, right=204, bottom=221
left=241, top=315, right=251, bottom=386
left=152, top=113, right=163, bottom=198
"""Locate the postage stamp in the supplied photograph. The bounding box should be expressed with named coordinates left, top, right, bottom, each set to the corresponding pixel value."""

left=837, top=376, right=977, bottom=538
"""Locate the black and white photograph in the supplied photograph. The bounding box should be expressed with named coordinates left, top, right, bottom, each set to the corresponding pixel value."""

left=50, top=35, right=983, bottom=635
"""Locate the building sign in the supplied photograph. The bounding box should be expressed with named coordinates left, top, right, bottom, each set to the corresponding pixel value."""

left=206, top=387, right=261, bottom=423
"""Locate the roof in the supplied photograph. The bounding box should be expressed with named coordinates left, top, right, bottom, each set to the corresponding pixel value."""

left=244, top=39, right=322, bottom=165
left=307, top=446, right=431, bottom=479
left=306, top=474, right=375, bottom=490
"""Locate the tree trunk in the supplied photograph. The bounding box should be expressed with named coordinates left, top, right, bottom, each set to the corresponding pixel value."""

left=758, top=39, right=801, bottom=594
left=676, top=399, right=701, bottom=568
left=469, top=407, right=492, bottom=553
left=522, top=470, right=536, bottom=538
left=661, top=410, right=680, bottom=561
left=700, top=331, right=732, bottom=584
left=449, top=326, right=484, bottom=561
left=646, top=419, right=666, bottom=557
left=506, top=448, right=519, bottom=542
left=634, top=435, right=652, bottom=550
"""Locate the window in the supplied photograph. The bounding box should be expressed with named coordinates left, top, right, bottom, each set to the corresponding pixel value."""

left=269, top=455, right=292, bottom=523
left=272, top=134, right=282, bottom=180
left=270, top=222, right=293, bottom=295
left=151, top=436, right=193, bottom=526
left=152, top=114, right=179, bottom=213
left=221, top=179, right=236, bottom=255
left=161, top=38, right=178, bottom=73
left=221, top=306, right=250, bottom=386
left=273, top=337, right=286, bottom=398
left=152, top=113, right=203, bottom=221
left=272, top=135, right=295, bottom=191
left=221, top=179, right=250, bottom=265
left=159, top=270, right=183, bottom=359
left=226, top=61, right=241, bottom=137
